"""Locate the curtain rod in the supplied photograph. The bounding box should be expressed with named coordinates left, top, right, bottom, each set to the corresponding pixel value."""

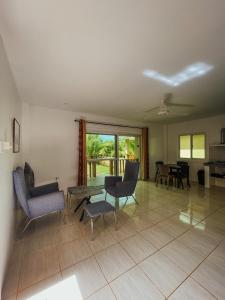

left=74, top=119, right=144, bottom=129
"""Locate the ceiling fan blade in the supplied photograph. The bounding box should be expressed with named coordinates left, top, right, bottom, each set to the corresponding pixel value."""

left=145, top=106, right=159, bottom=113
left=169, top=112, right=190, bottom=116
left=166, top=102, right=195, bottom=108
left=157, top=111, right=169, bottom=116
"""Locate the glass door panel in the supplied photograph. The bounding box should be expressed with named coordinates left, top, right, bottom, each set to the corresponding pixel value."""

left=118, top=136, right=140, bottom=176
left=86, top=134, right=116, bottom=186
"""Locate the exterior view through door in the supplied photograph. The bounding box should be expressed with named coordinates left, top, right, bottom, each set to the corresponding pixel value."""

left=86, top=134, right=140, bottom=186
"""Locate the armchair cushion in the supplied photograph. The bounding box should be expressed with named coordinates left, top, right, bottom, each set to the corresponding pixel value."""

left=115, top=181, right=136, bottom=196
left=29, top=182, right=59, bottom=197
left=24, top=162, right=35, bottom=189
left=105, top=176, right=122, bottom=189
left=13, top=167, right=31, bottom=217
left=28, top=191, right=65, bottom=218
left=107, top=181, right=136, bottom=197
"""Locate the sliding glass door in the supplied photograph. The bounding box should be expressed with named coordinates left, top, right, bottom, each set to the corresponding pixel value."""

left=118, top=136, right=140, bottom=176
left=86, top=134, right=116, bottom=186
left=86, top=133, right=140, bottom=186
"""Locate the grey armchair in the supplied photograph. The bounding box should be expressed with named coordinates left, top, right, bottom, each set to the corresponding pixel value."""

left=104, top=161, right=140, bottom=208
left=24, top=162, right=59, bottom=197
left=13, top=167, right=65, bottom=232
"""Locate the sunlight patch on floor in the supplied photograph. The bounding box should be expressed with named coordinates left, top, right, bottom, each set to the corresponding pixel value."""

left=27, top=276, right=82, bottom=300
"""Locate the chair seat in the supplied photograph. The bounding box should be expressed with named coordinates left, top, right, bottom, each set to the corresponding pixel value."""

left=84, top=201, right=115, bottom=218
left=28, top=191, right=65, bottom=218
left=105, top=186, right=117, bottom=197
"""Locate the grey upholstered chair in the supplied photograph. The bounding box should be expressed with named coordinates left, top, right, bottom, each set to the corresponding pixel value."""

left=104, top=161, right=140, bottom=208
left=24, top=162, right=59, bottom=197
left=13, top=167, right=65, bottom=232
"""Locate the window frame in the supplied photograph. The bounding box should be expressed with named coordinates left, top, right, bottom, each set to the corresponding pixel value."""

left=178, top=134, right=191, bottom=159
left=178, top=132, right=206, bottom=160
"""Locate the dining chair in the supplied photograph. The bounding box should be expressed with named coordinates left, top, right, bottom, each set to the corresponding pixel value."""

left=156, top=164, right=174, bottom=188
left=177, top=164, right=190, bottom=188
left=155, top=161, right=164, bottom=182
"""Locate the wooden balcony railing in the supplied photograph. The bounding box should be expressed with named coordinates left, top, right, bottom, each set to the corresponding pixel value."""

left=87, top=158, right=138, bottom=178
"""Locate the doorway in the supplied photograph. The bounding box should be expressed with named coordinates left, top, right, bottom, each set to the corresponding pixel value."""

left=86, top=133, right=140, bottom=186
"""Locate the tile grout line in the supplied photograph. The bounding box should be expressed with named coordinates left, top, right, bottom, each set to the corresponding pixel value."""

left=165, top=238, right=225, bottom=299
left=86, top=233, right=118, bottom=299
left=12, top=209, right=197, bottom=298
left=93, top=237, right=167, bottom=299
left=6, top=184, right=225, bottom=300
left=16, top=271, right=61, bottom=297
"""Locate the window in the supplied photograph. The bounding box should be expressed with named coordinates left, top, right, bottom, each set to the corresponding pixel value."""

left=179, top=134, right=206, bottom=159
left=192, top=134, right=205, bottom=159
left=179, top=135, right=191, bottom=158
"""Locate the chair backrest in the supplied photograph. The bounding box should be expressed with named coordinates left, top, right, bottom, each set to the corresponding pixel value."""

left=158, top=164, right=170, bottom=177
left=180, top=165, right=189, bottom=177
left=177, top=161, right=188, bottom=166
left=24, top=162, right=35, bottom=189
left=123, top=161, right=140, bottom=182
left=13, top=167, right=30, bottom=217
left=155, top=161, right=164, bottom=167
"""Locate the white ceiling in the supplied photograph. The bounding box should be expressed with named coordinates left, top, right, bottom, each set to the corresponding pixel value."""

left=1, top=0, right=225, bottom=123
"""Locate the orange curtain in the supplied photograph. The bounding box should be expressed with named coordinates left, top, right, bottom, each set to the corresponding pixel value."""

left=77, top=119, right=87, bottom=186
left=141, top=127, right=149, bottom=180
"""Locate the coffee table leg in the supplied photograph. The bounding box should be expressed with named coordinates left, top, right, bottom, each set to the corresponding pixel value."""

left=80, top=196, right=91, bottom=222
left=74, top=197, right=86, bottom=213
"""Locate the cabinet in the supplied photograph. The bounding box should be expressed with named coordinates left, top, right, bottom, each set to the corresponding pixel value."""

left=204, top=144, right=225, bottom=188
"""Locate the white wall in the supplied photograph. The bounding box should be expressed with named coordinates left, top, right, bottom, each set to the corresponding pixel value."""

left=22, top=104, right=150, bottom=191
left=0, top=36, right=22, bottom=292
left=164, top=114, right=225, bottom=181
left=149, top=123, right=164, bottom=179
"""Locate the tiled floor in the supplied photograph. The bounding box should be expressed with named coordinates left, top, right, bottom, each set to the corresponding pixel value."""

left=2, top=181, right=225, bottom=299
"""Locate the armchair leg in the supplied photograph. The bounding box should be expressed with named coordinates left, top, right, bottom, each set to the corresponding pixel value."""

left=105, top=192, right=107, bottom=200
left=132, top=195, right=139, bottom=205
left=114, top=211, right=117, bottom=230
left=22, top=218, right=33, bottom=233
left=61, top=209, right=66, bottom=224
left=102, top=214, right=106, bottom=227
left=91, top=218, right=94, bottom=240
left=115, top=197, right=120, bottom=211
left=122, top=196, right=129, bottom=209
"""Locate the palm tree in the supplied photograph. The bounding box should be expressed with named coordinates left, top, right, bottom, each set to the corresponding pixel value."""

left=86, top=134, right=103, bottom=158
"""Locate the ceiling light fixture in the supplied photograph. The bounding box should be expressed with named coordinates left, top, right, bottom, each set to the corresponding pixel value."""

left=143, top=62, right=213, bottom=87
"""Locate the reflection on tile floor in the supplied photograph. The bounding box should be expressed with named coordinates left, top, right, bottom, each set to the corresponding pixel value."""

left=2, top=181, right=225, bottom=299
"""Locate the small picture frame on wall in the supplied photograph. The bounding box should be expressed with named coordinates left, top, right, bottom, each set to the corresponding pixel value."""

left=13, top=118, right=20, bottom=153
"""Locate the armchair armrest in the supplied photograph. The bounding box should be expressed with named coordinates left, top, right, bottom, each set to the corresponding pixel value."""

left=105, top=176, right=122, bottom=189
left=29, top=182, right=59, bottom=197
left=28, top=191, right=65, bottom=218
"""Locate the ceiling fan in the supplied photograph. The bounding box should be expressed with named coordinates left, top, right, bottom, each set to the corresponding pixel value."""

left=145, top=93, right=195, bottom=116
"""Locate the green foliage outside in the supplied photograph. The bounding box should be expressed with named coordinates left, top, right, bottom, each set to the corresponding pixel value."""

left=86, top=134, right=137, bottom=159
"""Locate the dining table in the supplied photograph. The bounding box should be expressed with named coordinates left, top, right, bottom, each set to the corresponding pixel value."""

left=168, top=164, right=190, bottom=188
